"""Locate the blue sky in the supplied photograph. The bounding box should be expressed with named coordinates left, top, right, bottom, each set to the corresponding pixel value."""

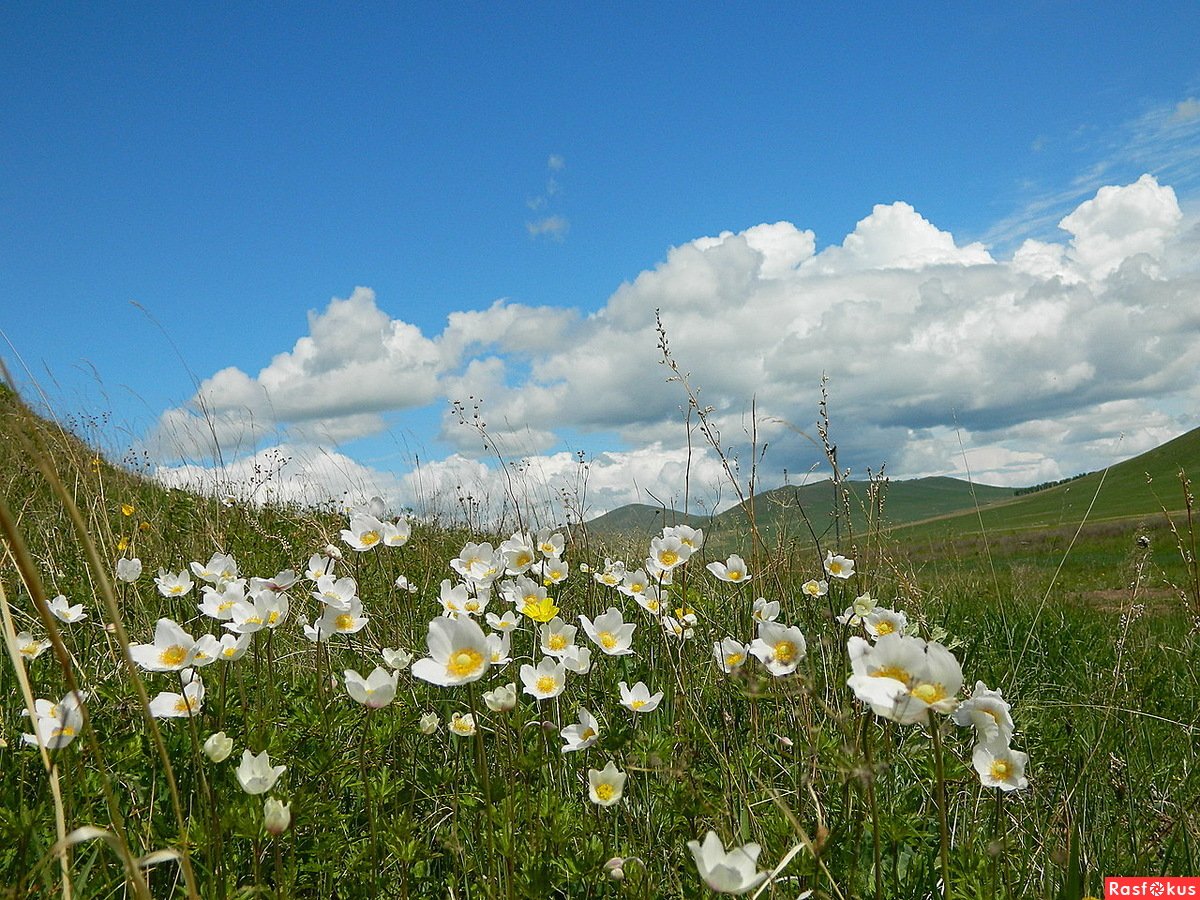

left=3, top=5, right=1200, bottom=517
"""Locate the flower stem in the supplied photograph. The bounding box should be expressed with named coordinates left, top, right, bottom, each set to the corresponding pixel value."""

left=929, top=712, right=951, bottom=900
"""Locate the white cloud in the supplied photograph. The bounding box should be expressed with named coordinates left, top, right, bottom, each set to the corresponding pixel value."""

left=145, top=175, right=1200, bottom=516
left=526, top=215, right=570, bottom=240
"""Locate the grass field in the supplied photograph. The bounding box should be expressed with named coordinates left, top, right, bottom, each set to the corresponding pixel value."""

left=2, top=384, right=1199, bottom=899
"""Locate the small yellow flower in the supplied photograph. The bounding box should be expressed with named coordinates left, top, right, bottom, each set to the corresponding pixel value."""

left=138, top=521, right=151, bottom=533
left=521, top=596, right=560, bottom=623
left=120, top=503, right=135, bottom=517
left=117, top=536, right=130, bottom=552
left=90, top=456, right=102, bottom=471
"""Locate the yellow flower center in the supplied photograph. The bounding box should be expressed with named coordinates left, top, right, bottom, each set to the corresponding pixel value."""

left=218, top=600, right=235, bottom=612
left=174, top=696, right=199, bottom=714
left=911, top=682, right=946, bottom=705
left=829, top=562, right=844, bottom=575
left=594, top=783, right=615, bottom=802
left=465, top=600, right=480, bottom=612
left=20, top=644, right=38, bottom=657
left=535, top=675, right=557, bottom=694
left=773, top=640, right=797, bottom=663
left=514, top=551, right=533, bottom=568
left=547, top=634, right=567, bottom=651
left=159, top=645, right=188, bottom=667
left=580, top=727, right=596, bottom=741
left=335, top=613, right=355, bottom=631
left=51, top=726, right=76, bottom=739
left=725, top=653, right=744, bottom=668
left=990, top=759, right=1012, bottom=780
left=599, top=632, right=617, bottom=650
left=874, top=620, right=894, bottom=635
left=169, top=585, right=184, bottom=595
left=447, top=648, right=484, bottom=678
left=630, top=699, right=646, bottom=710
left=646, top=599, right=660, bottom=612
left=727, top=570, right=743, bottom=581
left=872, top=665, right=911, bottom=683
left=268, top=611, right=280, bottom=625
left=658, top=550, right=679, bottom=567
left=359, top=531, right=380, bottom=547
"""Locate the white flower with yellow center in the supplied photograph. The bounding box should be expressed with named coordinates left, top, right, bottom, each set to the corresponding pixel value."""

left=539, top=616, right=578, bottom=658
left=22, top=691, right=85, bottom=750
left=823, top=551, right=855, bottom=580
left=801, top=578, right=829, bottom=599
left=236, top=749, right=286, bottom=795
left=317, top=597, right=369, bottom=637
left=635, top=585, right=663, bottom=615
left=191, top=552, right=238, bottom=585
left=617, top=568, right=649, bottom=598
left=499, top=531, right=537, bottom=574
left=749, top=621, right=808, bottom=676
left=411, top=616, right=491, bottom=687
left=649, top=535, right=692, bottom=572
left=864, top=607, right=908, bottom=639
left=752, top=597, right=779, bottom=623
left=155, top=569, right=195, bottom=598
left=450, top=542, right=501, bottom=585
left=485, top=609, right=520, bottom=632
left=847, top=633, right=963, bottom=725
left=341, top=514, right=386, bottom=551
left=662, top=524, right=704, bottom=551
left=972, top=740, right=1029, bottom=791
left=580, top=608, right=636, bottom=656
left=520, top=657, right=567, bottom=701
left=593, top=558, right=626, bottom=587
left=707, top=554, right=750, bottom=583
left=487, top=631, right=512, bottom=665
left=382, top=518, right=411, bottom=547
left=129, top=618, right=199, bottom=672
left=837, top=592, right=877, bottom=626
left=536, top=528, right=565, bottom=558
left=312, top=574, right=358, bottom=611
left=449, top=712, right=477, bottom=737
left=561, top=707, right=601, bottom=753
left=149, top=669, right=205, bottom=719
left=713, top=637, right=749, bottom=674
left=587, top=761, right=626, bottom=807
left=953, top=681, right=1015, bottom=744
left=15, top=631, right=51, bottom=662
left=618, top=680, right=662, bottom=713
left=305, top=553, right=336, bottom=582
left=199, top=579, right=248, bottom=620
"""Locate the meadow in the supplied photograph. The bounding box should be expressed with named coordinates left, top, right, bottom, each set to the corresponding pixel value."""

left=2, top=379, right=1198, bottom=900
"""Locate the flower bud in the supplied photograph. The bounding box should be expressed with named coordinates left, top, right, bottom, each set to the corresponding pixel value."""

left=263, top=797, right=291, bottom=836
left=483, top=683, right=517, bottom=712
left=203, top=731, right=234, bottom=763
left=418, top=712, right=440, bottom=735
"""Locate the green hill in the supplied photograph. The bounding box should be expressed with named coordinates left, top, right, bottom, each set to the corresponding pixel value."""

left=896, top=426, right=1200, bottom=540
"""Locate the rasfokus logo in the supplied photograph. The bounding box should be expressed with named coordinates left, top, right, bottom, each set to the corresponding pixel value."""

left=1106, top=878, right=1200, bottom=897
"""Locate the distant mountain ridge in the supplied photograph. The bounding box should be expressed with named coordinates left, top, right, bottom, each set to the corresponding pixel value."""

left=583, top=424, right=1200, bottom=549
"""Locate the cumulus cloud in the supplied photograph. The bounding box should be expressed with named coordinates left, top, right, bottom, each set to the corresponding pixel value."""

left=146, top=174, right=1200, bottom=515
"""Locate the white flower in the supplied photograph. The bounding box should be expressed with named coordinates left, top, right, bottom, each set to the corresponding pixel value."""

left=199, top=580, right=247, bottom=620
left=635, top=584, right=663, bottom=615
left=483, top=683, right=518, bottom=712
left=344, top=666, right=400, bottom=709
left=749, top=621, right=807, bottom=676
left=411, top=616, right=491, bottom=687
left=579, top=608, right=636, bottom=656
left=312, top=574, right=358, bottom=611
left=316, top=596, right=369, bottom=637
left=236, top=749, right=286, bottom=795
left=394, top=573, right=418, bottom=593
left=305, top=553, right=336, bottom=582
left=449, top=712, right=477, bottom=737
left=751, top=597, right=779, bottom=623
left=520, top=658, right=567, bottom=701
left=713, top=637, right=749, bottom=674
left=22, top=691, right=84, bottom=750
left=155, top=568, right=195, bottom=598
left=149, top=669, right=205, bottom=718
left=15, top=631, right=51, bottom=662
left=382, top=647, right=413, bottom=671
left=263, top=797, right=291, bottom=836
left=687, top=830, right=770, bottom=895
left=382, top=518, right=411, bottom=548
left=561, top=644, right=593, bottom=674
left=485, top=609, right=520, bottom=632
left=617, top=568, right=650, bottom=599
left=587, top=761, right=626, bottom=807
left=649, top=535, right=692, bottom=572
left=48, top=594, right=87, bottom=623
left=341, top=514, right=387, bottom=551
left=418, top=712, right=440, bottom=735
left=952, top=681, right=1015, bottom=745
left=864, top=607, right=908, bottom=639
left=204, top=731, right=234, bottom=763
left=560, top=707, right=601, bottom=753
left=837, top=592, right=877, bottom=626
left=486, top=631, right=513, bottom=666
left=450, top=542, right=502, bottom=585
left=499, top=531, right=537, bottom=574
left=662, top=524, right=704, bottom=552
left=823, top=551, right=855, bottom=580
left=972, top=740, right=1029, bottom=791
left=535, top=528, right=565, bottom=558
left=846, top=633, right=963, bottom=725
left=618, top=681, right=662, bottom=714
left=115, top=557, right=142, bottom=583
left=191, top=553, right=238, bottom=584
left=128, top=618, right=198, bottom=672
left=539, top=616, right=578, bottom=658
left=536, top=556, right=569, bottom=585
left=707, top=554, right=750, bottom=583
left=800, top=578, right=828, bottom=599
